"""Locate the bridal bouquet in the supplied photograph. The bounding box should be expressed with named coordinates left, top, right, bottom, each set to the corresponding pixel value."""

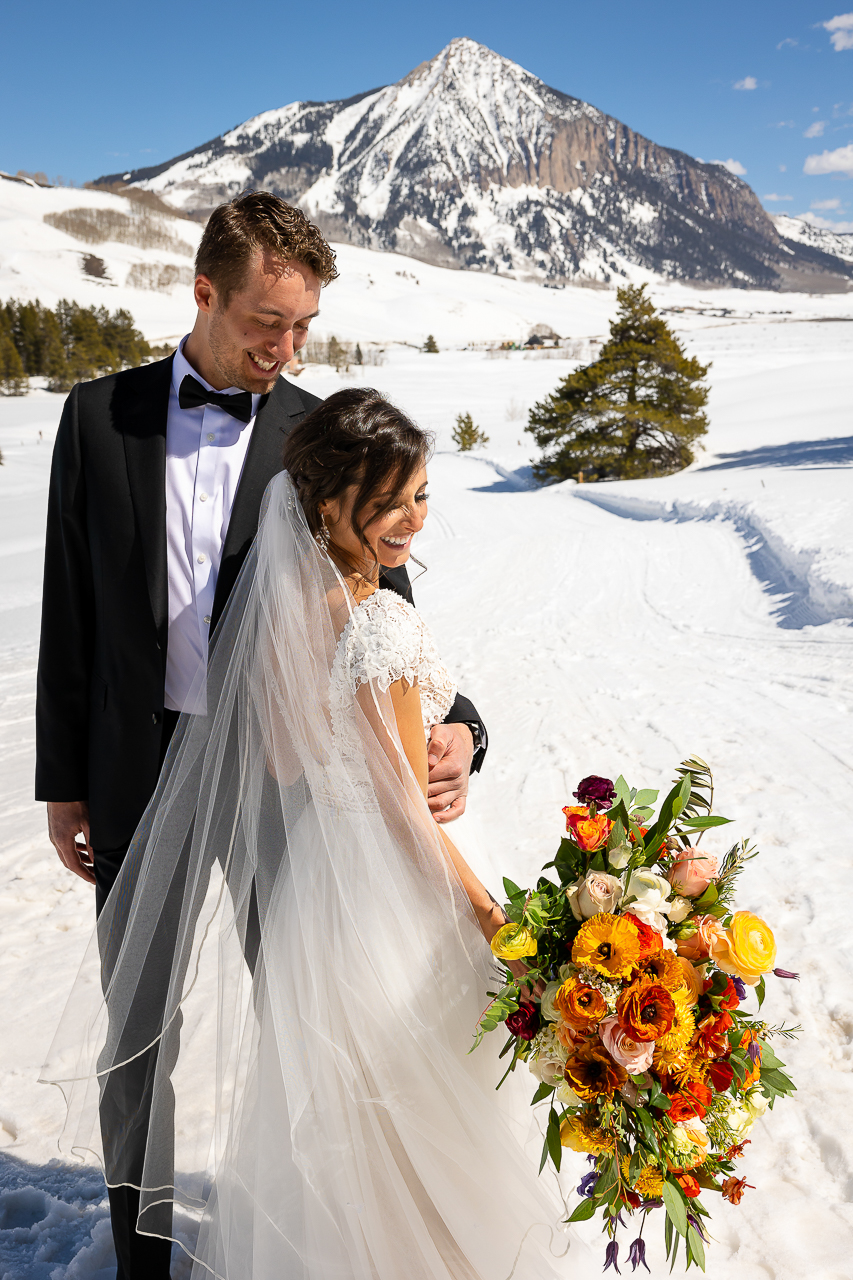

left=475, top=759, right=798, bottom=1272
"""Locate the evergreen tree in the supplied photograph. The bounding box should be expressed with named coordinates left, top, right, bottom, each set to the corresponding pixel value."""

left=423, top=334, right=439, bottom=353
left=355, top=343, right=363, bottom=365
left=0, top=325, right=27, bottom=395
left=452, top=413, right=489, bottom=451
left=526, top=285, right=710, bottom=482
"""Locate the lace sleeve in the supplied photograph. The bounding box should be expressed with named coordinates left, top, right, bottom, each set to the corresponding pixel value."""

left=338, top=591, right=425, bottom=696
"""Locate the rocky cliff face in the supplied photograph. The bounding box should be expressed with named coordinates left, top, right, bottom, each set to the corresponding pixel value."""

left=100, top=39, right=853, bottom=291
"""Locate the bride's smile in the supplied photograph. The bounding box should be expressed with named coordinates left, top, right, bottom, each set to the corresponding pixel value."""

left=320, top=463, right=429, bottom=577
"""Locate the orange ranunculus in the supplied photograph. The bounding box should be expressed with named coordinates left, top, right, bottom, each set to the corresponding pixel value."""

left=718, top=976, right=741, bottom=1011
left=721, top=1176, right=754, bottom=1205
left=572, top=913, right=642, bottom=979
left=677, top=914, right=727, bottom=962
left=616, top=978, right=676, bottom=1043
left=563, top=806, right=613, bottom=851
left=675, top=956, right=704, bottom=1006
left=668, top=1079, right=713, bottom=1122
left=710, top=912, right=776, bottom=987
left=563, top=1039, right=628, bottom=1101
left=624, top=913, right=663, bottom=960
left=692, top=1010, right=733, bottom=1061
left=676, top=1174, right=702, bottom=1199
left=738, top=1030, right=761, bottom=1088
left=554, top=977, right=608, bottom=1032
left=641, top=947, right=687, bottom=994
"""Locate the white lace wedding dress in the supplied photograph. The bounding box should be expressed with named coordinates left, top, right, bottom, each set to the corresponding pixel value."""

left=45, top=475, right=581, bottom=1280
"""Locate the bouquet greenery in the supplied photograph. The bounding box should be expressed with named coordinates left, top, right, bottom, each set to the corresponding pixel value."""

left=475, top=759, right=798, bottom=1272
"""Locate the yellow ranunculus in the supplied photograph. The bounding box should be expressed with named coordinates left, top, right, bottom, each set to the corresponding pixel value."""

left=490, top=923, right=538, bottom=961
left=560, top=1113, right=613, bottom=1154
left=711, top=911, right=776, bottom=987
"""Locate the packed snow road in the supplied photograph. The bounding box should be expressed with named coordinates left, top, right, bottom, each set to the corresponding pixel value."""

left=0, top=342, right=851, bottom=1278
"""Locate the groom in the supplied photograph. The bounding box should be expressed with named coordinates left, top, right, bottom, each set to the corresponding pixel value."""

left=35, top=191, right=487, bottom=1280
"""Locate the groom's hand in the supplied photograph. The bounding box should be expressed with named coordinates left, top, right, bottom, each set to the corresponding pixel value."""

left=47, top=801, right=96, bottom=886
left=427, top=724, right=473, bottom=824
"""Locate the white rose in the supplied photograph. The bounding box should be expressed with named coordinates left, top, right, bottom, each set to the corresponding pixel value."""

left=528, top=1055, right=565, bottom=1085
left=746, top=1089, right=769, bottom=1120
left=608, top=843, right=633, bottom=870
left=667, top=895, right=692, bottom=924
left=624, top=901, right=671, bottom=936
left=539, top=981, right=562, bottom=1023
left=626, top=869, right=673, bottom=913
left=567, top=870, right=623, bottom=920
left=555, top=1082, right=582, bottom=1106
left=558, top=963, right=575, bottom=982
left=723, top=1099, right=754, bottom=1140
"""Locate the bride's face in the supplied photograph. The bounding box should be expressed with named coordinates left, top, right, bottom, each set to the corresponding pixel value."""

left=320, top=464, right=428, bottom=576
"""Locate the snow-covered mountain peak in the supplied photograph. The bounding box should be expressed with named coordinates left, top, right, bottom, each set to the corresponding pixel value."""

left=100, top=41, right=853, bottom=292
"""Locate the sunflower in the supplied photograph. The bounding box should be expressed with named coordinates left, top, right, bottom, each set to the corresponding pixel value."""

left=656, top=991, right=696, bottom=1052
left=572, top=913, right=641, bottom=980
left=620, top=1155, right=664, bottom=1200
left=560, top=1112, right=614, bottom=1155
left=564, top=1039, right=628, bottom=1101
left=641, top=948, right=688, bottom=994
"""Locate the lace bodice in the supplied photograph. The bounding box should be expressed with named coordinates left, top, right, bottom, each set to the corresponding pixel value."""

left=331, top=590, right=457, bottom=738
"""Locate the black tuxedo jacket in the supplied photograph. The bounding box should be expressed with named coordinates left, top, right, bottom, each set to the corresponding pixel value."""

left=35, top=356, right=486, bottom=850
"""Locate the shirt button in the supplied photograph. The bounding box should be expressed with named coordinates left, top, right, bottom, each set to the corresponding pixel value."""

left=152, top=711, right=161, bottom=725
left=199, top=492, right=208, bottom=502
left=207, top=433, right=215, bottom=442
left=203, top=615, right=211, bottom=625
left=197, top=553, right=206, bottom=564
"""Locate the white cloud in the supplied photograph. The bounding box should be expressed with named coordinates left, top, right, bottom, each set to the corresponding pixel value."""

left=779, top=164, right=787, bottom=171
left=804, top=120, right=827, bottom=137
left=823, top=12, right=853, bottom=50
left=811, top=197, right=843, bottom=208
left=799, top=211, right=853, bottom=231
left=803, top=142, right=853, bottom=175
left=777, top=37, right=798, bottom=49
left=733, top=76, right=758, bottom=90
left=763, top=193, right=793, bottom=201
left=710, top=158, right=747, bottom=175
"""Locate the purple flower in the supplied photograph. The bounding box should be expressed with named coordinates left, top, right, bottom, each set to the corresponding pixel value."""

left=574, top=775, right=616, bottom=809
left=578, top=1172, right=598, bottom=1198
left=603, top=1240, right=621, bottom=1274
left=774, top=968, right=800, bottom=980
left=731, top=976, right=747, bottom=1002
left=687, top=1213, right=709, bottom=1242
left=747, top=1039, right=761, bottom=1063
left=506, top=1001, right=540, bottom=1041
left=628, top=1238, right=650, bottom=1273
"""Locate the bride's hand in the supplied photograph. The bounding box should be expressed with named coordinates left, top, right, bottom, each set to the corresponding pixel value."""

left=506, top=959, right=545, bottom=1000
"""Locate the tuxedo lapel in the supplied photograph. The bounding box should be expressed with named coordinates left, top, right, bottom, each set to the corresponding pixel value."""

left=117, top=356, right=173, bottom=659
left=211, top=376, right=311, bottom=628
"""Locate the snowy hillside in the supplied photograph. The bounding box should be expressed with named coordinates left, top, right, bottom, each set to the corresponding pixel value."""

left=1, top=293, right=852, bottom=1276
left=772, top=212, right=853, bottom=265
left=100, top=39, right=853, bottom=292
left=5, top=174, right=853, bottom=357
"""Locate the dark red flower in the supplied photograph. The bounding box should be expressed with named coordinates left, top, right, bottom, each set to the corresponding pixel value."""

left=708, top=1060, right=734, bottom=1092
left=573, top=775, right=616, bottom=809
left=506, top=1001, right=540, bottom=1041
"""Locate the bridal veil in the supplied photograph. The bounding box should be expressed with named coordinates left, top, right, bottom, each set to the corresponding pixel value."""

left=42, top=472, right=576, bottom=1279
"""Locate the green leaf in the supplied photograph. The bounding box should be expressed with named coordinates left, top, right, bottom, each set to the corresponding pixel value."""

left=566, top=1197, right=597, bottom=1224
left=662, top=1180, right=688, bottom=1238
left=633, top=789, right=659, bottom=807
left=687, top=1225, right=707, bottom=1271
left=502, top=877, right=525, bottom=901
left=755, top=975, right=766, bottom=1010
left=546, top=1109, right=562, bottom=1171
left=614, top=775, right=632, bottom=809
left=530, top=1082, right=556, bottom=1105
left=589, top=850, right=606, bottom=872
left=664, top=1214, right=674, bottom=1258
left=757, top=1040, right=784, bottom=1070
left=692, top=884, right=718, bottom=910
left=678, top=815, right=732, bottom=830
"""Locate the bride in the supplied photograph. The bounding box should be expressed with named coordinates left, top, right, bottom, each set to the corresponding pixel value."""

left=45, top=387, right=580, bottom=1279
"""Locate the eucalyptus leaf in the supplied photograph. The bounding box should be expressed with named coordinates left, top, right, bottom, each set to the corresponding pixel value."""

left=687, top=1225, right=706, bottom=1271
left=662, top=1180, right=688, bottom=1238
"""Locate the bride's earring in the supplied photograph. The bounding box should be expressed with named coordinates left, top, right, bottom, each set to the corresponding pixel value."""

left=315, top=514, right=330, bottom=552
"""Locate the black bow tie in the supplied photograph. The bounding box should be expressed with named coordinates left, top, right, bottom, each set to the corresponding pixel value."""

left=178, top=374, right=253, bottom=424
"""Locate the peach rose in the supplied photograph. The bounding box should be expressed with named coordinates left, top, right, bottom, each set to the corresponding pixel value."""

left=667, top=849, right=719, bottom=898
left=598, top=1015, right=655, bottom=1073
left=676, top=914, right=727, bottom=961
left=567, top=870, right=623, bottom=920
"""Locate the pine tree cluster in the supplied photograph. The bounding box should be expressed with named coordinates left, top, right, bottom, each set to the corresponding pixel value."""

left=452, top=413, right=489, bottom=452
left=527, top=285, right=710, bottom=482
left=0, top=299, right=151, bottom=396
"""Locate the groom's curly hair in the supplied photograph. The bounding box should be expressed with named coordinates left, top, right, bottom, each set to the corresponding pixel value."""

left=196, top=191, right=338, bottom=303
left=282, top=387, right=433, bottom=578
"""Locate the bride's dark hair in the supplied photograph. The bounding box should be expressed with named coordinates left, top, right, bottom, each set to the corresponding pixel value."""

left=282, top=386, right=432, bottom=575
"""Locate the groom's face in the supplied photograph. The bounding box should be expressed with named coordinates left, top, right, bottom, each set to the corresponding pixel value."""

left=195, top=252, right=322, bottom=393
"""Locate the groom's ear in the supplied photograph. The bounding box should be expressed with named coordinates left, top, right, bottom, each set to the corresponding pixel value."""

left=194, top=274, right=215, bottom=314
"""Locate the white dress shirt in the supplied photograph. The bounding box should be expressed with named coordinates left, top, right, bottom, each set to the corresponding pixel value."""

left=164, top=338, right=261, bottom=714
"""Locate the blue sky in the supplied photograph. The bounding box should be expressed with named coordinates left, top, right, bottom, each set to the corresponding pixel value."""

left=2, top=1, right=853, bottom=230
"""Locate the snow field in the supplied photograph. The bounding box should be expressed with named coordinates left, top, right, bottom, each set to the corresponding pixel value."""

left=0, top=296, right=851, bottom=1276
